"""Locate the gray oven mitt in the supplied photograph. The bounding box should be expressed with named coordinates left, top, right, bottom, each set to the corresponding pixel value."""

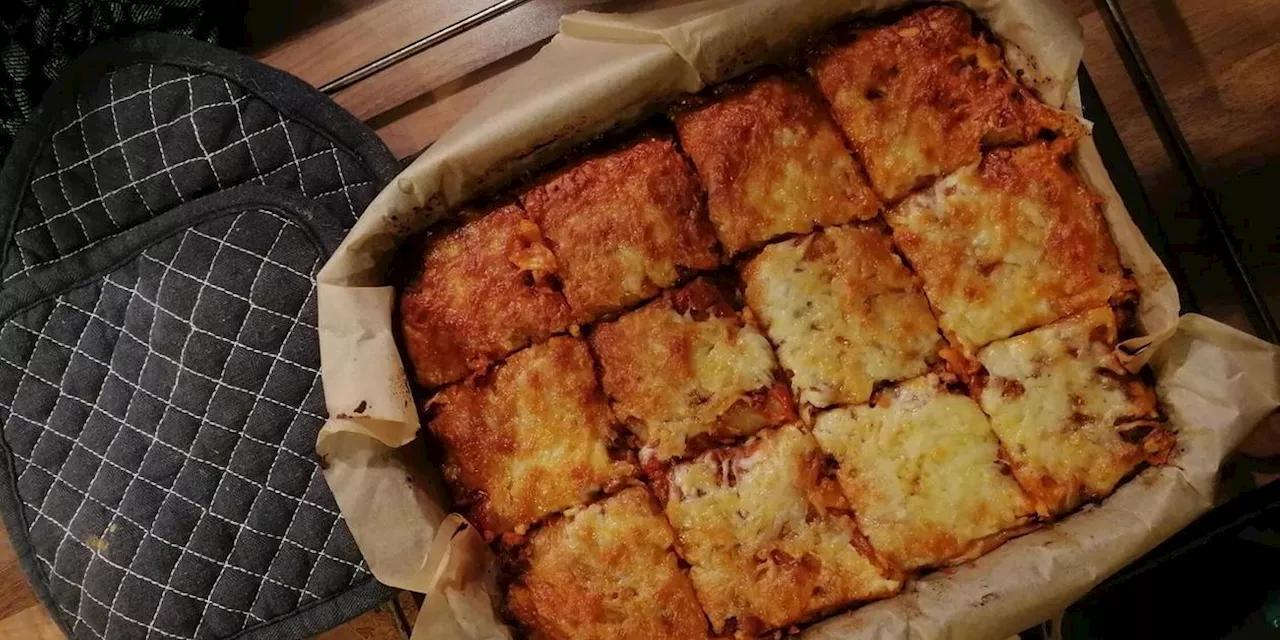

left=0, top=33, right=398, bottom=639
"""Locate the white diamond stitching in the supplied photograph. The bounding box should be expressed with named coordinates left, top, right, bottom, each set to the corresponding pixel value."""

left=0, top=209, right=369, bottom=640
left=4, top=62, right=373, bottom=285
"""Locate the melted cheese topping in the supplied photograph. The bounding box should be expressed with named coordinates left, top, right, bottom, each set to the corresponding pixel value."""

left=886, top=140, right=1129, bottom=353
left=661, top=425, right=901, bottom=637
left=812, top=375, right=1032, bottom=571
left=520, top=136, right=721, bottom=322
left=506, top=487, right=710, bottom=639
left=672, top=74, right=880, bottom=254
left=976, top=307, right=1172, bottom=516
left=809, top=4, right=1077, bottom=201
left=427, top=337, right=633, bottom=537
left=742, top=224, right=941, bottom=408
left=398, top=205, right=572, bottom=388
left=590, top=280, right=792, bottom=462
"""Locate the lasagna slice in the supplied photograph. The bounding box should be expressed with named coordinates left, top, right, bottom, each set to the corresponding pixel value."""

left=521, top=135, right=721, bottom=322
left=657, top=424, right=901, bottom=638
left=589, top=278, right=795, bottom=464
left=812, top=374, right=1034, bottom=571
left=671, top=74, right=880, bottom=255
left=397, top=204, right=571, bottom=388
left=742, top=224, right=941, bottom=409
left=505, top=486, right=711, bottom=640
left=886, top=139, right=1129, bottom=354
left=809, top=4, right=1077, bottom=200
left=427, top=337, right=633, bottom=538
left=975, top=307, right=1173, bottom=516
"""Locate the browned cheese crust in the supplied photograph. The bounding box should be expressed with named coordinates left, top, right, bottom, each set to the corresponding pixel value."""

left=812, top=374, right=1034, bottom=572
left=886, top=139, right=1130, bottom=354
left=809, top=5, right=1078, bottom=201
left=656, top=424, right=902, bottom=638
left=391, top=6, right=1176, bottom=637
left=427, top=337, right=633, bottom=538
left=975, top=307, right=1173, bottom=516
left=521, top=136, right=721, bottom=322
left=397, top=204, right=572, bottom=389
left=589, top=278, right=796, bottom=465
left=672, top=74, right=881, bottom=254
left=742, top=224, right=941, bottom=409
left=505, top=486, right=711, bottom=640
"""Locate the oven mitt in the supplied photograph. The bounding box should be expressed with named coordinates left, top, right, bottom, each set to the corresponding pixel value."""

left=0, top=33, right=399, bottom=639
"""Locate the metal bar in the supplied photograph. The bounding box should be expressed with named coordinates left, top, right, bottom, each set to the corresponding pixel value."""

left=318, top=0, right=538, bottom=95
left=1094, top=0, right=1279, bottom=342
left=389, top=596, right=413, bottom=638
left=1078, top=66, right=1200, bottom=314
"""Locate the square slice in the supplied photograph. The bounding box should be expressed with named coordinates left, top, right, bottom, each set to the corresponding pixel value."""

left=886, top=140, right=1129, bottom=353
left=427, top=336, right=633, bottom=538
left=397, top=204, right=572, bottom=388
left=656, top=424, right=901, bottom=637
left=809, top=5, right=1078, bottom=200
left=505, top=486, right=711, bottom=640
left=589, top=278, right=795, bottom=464
left=742, top=224, right=941, bottom=409
left=671, top=74, right=880, bottom=254
left=521, top=135, right=721, bottom=322
left=976, top=307, right=1173, bottom=516
left=813, top=374, right=1034, bottom=571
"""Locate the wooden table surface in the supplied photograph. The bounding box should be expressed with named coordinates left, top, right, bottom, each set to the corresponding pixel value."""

left=3, top=0, right=1278, bottom=638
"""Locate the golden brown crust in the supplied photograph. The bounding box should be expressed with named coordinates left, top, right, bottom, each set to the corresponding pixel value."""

left=658, top=425, right=902, bottom=637
left=397, top=204, right=572, bottom=389
left=812, top=374, right=1034, bottom=572
left=427, top=337, right=634, bottom=538
left=809, top=5, right=1078, bottom=201
left=886, top=139, right=1130, bottom=353
left=671, top=74, right=880, bottom=254
left=974, top=307, right=1173, bottom=516
left=505, top=487, right=711, bottom=640
left=589, top=279, right=795, bottom=464
left=741, top=224, right=942, bottom=409
left=388, top=8, right=1174, bottom=635
left=521, top=136, right=722, bottom=322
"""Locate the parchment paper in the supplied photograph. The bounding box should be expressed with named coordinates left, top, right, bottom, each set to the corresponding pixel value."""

left=314, top=1, right=1280, bottom=638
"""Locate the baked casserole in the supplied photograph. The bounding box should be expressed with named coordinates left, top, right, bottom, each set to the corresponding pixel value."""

left=393, top=5, right=1174, bottom=638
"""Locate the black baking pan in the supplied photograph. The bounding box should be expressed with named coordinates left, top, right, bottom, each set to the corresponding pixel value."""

left=1022, top=59, right=1280, bottom=640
